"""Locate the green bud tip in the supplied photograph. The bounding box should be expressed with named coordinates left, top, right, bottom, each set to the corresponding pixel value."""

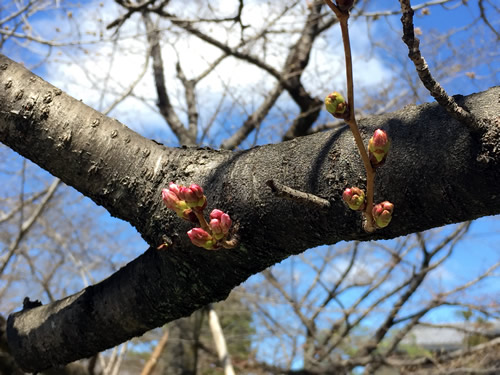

left=325, top=92, right=347, bottom=116
left=368, top=129, right=390, bottom=164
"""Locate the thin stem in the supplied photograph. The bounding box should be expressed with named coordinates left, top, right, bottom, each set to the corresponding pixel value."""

left=325, top=0, right=376, bottom=232
left=194, top=210, right=210, bottom=231
left=364, top=169, right=375, bottom=232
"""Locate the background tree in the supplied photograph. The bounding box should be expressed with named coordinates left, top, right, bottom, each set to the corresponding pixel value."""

left=0, top=0, right=499, bottom=374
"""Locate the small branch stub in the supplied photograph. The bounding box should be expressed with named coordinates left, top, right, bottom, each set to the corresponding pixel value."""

left=266, top=180, right=331, bottom=209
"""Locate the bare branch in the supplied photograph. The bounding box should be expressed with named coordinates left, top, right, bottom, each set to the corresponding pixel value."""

left=140, top=327, right=169, bottom=375
left=220, top=83, right=284, bottom=150
left=399, top=0, right=479, bottom=132
left=478, top=0, right=500, bottom=40
left=175, top=61, right=198, bottom=141
left=0, top=177, right=60, bottom=276
left=142, top=12, right=194, bottom=145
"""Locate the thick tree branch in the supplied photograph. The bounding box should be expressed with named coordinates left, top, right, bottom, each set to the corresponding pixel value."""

left=282, top=2, right=326, bottom=139
left=1, top=54, right=500, bottom=372
left=175, top=61, right=198, bottom=141
left=142, top=12, right=195, bottom=145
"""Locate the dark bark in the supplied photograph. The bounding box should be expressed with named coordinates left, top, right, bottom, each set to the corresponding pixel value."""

left=1, top=316, right=94, bottom=375
left=1, top=54, right=499, bottom=372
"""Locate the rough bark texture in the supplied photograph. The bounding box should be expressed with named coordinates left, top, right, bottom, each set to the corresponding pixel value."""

left=1, top=54, right=499, bottom=372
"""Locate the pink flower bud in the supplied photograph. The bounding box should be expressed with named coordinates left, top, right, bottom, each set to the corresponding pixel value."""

left=187, top=228, right=215, bottom=250
left=162, top=189, right=180, bottom=210
left=209, top=209, right=232, bottom=240
left=342, top=187, right=366, bottom=211
left=210, top=219, right=224, bottom=240
left=209, top=209, right=224, bottom=220
left=168, top=182, right=181, bottom=195
left=188, top=184, right=204, bottom=200
left=372, top=201, right=394, bottom=228
left=325, top=92, right=349, bottom=119
left=368, top=129, right=390, bottom=165
left=179, top=184, right=207, bottom=210
left=162, top=184, right=193, bottom=220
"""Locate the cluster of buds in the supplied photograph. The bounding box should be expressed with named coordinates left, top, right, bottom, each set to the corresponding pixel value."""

left=325, top=92, right=349, bottom=120
left=209, top=209, right=232, bottom=240
left=368, top=129, right=393, bottom=228
left=162, top=182, right=204, bottom=221
left=162, top=183, right=234, bottom=250
left=185, top=209, right=233, bottom=250
left=368, top=129, right=391, bottom=167
left=337, top=125, right=394, bottom=230
left=343, top=187, right=394, bottom=230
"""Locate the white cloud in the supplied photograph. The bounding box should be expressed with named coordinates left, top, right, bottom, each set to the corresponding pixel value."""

left=30, top=0, right=394, bottom=139
left=302, top=20, right=393, bottom=99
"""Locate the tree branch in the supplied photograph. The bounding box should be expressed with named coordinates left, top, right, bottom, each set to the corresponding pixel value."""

left=398, top=0, right=479, bottom=132
left=142, top=12, right=195, bottom=145
left=220, top=82, right=284, bottom=150
left=162, top=3, right=326, bottom=140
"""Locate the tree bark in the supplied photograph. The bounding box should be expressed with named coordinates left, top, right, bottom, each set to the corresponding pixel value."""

left=1, top=54, right=499, bottom=372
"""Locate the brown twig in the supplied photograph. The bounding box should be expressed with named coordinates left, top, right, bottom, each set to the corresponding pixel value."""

left=398, top=0, right=479, bottom=132
left=140, top=327, right=169, bottom=375
left=324, top=0, right=376, bottom=232
left=265, top=180, right=331, bottom=209
left=194, top=210, right=210, bottom=231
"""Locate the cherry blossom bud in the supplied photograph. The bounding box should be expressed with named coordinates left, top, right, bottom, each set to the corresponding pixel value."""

left=325, top=92, right=349, bottom=119
left=162, top=184, right=194, bottom=220
left=368, top=129, right=390, bottom=165
left=187, top=228, right=215, bottom=250
left=372, top=201, right=394, bottom=228
left=168, top=182, right=181, bottom=195
left=162, top=188, right=179, bottom=210
left=179, top=184, right=207, bottom=210
left=342, top=187, right=366, bottom=211
left=162, top=188, right=189, bottom=211
left=209, top=209, right=232, bottom=240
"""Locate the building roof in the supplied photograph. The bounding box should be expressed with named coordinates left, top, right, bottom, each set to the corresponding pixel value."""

left=400, top=321, right=500, bottom=352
